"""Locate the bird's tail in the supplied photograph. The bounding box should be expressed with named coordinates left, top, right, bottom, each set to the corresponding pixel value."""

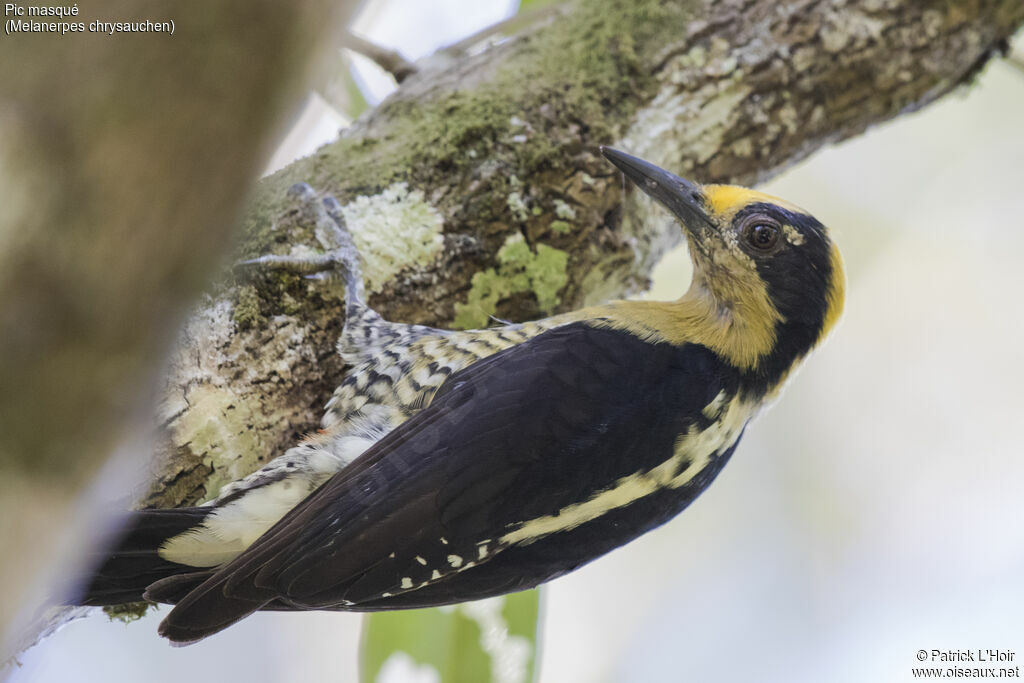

left=73, top=507, right=213, bottom=606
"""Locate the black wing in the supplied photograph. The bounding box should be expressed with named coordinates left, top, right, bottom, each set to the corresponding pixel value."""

left=159, top=322, right=739, bottom=642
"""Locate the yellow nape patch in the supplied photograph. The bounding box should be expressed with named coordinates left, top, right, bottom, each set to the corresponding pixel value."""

left=703, top=185, right=805, bottom=222
left=821, top=242, right=846, bottom=340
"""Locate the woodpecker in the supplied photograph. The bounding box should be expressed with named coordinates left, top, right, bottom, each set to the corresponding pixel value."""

left=75, top=148, right=845, bottom=644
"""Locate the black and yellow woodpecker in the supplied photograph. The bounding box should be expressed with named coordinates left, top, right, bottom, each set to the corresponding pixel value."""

left=75, top=148, right=845, bottom=644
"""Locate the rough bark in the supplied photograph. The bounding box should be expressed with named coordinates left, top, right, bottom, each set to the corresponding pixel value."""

left=0, top=0, right=360, bottom=654
left=140, top=0, right=1022, bottom=521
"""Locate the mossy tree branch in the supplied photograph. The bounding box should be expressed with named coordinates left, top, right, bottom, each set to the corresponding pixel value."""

left=141, top=0, right=1022, bottom=522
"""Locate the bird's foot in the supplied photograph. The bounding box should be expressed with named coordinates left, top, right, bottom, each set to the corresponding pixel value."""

left=236, top=182, right=366, bottom=306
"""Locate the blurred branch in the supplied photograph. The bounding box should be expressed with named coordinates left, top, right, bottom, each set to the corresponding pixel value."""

left=341, top=30, right=418, bottom=83
left=0, top=0, right=361, bottom=658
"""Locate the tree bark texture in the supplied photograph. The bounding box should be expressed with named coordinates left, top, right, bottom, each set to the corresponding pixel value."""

left=141, top=0, right=1022, bottom=523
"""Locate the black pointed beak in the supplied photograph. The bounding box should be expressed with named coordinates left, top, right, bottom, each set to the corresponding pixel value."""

left=600, top=147, right=714, bottom=232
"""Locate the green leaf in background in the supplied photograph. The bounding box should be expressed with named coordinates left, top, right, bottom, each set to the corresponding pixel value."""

left=359, top=590, right=541, bottom=683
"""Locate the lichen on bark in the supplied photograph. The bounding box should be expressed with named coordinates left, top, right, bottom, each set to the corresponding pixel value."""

left=453, top=234, right=570, bottom=330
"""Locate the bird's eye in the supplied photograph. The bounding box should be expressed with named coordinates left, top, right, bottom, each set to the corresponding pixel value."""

left=743, top=221, right=780, bottom=252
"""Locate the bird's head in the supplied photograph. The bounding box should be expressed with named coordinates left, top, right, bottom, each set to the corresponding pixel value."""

left=601, top=147, right=845, bottom=383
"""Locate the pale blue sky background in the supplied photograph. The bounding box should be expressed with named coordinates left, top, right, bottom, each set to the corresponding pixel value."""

left=9, top=2, right=1024, bottom=682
